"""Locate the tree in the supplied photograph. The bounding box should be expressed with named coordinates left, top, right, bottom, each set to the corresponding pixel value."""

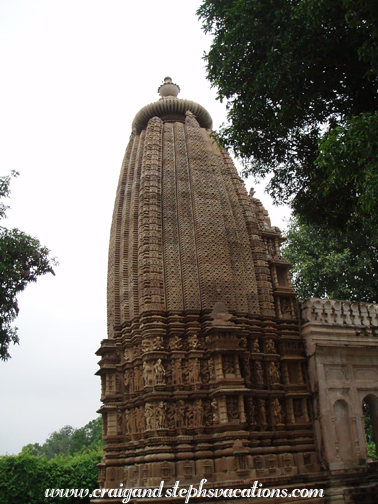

left=1, top=418, right=103, bottom=504
left=21, top=417, right=103, bottom=459
left=0, top=450, right=101, bottom=504
left=282, top=215, right=378, bottom=302
left=197, top=0, right=378, bottom=229
left=0, top=172, right=57, bottom=360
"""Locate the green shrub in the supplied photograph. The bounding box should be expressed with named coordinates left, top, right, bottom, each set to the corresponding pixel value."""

left=0, top=449, right=101, bottom=504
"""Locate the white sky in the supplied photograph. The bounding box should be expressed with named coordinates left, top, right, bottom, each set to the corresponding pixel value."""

left=0, top=0, right=290, bottom=455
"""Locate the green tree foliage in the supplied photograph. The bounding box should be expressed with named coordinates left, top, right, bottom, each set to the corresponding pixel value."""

left=197, top=0, right=378, bottom=229
left=0, top=418, right=103, bottom=504
left=282, top=216, right=378, bottom=302
left=21, top=417, right=103, bottom=460
left=363, top=402, right=377, bottom=459
left=0, top=450, right=101, bottom=504
left=0, top=172, right=57, bottom=360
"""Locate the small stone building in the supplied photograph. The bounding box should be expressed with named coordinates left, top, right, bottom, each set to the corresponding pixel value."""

left=93, top=79, right=378, bottom=503
left=301, top=298, right=378, bottom=501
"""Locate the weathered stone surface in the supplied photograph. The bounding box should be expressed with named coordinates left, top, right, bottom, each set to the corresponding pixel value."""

left=95, top=81, right=378, bottom=503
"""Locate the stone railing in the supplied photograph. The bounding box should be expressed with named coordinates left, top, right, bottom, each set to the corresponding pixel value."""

left=301, top=298, right=378, bottom=328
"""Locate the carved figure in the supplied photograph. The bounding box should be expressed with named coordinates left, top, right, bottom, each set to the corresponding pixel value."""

left=265, top=339, right=277, bottom=354
left=175, top=400, right=186, bottom=429
left=153, top=335, right=164, bottom=350
left=272, top=398, right=285, bottom=425
left=201, top=360, right=210, bottom=384
left=243, top=357, right=251, bottom=382
left=188, top=358, right=201, bottom=384
left=258, top=399, right=268, bottom=426
left=223, top=355, right=234, bottom=374
left=125, top=409, right=134, bottom=433
left=255, top=361, right=265, bottom=386
left=143, top=361, right=153, bottom=386
left=185, top=403, right=193, bottom=428
left=211, top=399, right=219, bottom=424
left=172, top=359, right=183, bottom=385
left=142, top=339, right=153, bottom=353
left=294, top=400, right=303, bottom=421
left=145, top=403, right=154, bottom=430
left=155, top=401, right=167, bottom=429
left=239, top=335, right=247, bottom=348
left=227, top=396, right=239, bottom=420
left=136, top=406, right=146, bottom=432
left=193, top=399, right=204, bottom=426
left=281, top=299, right=291, bottom=316
left=169, top=335, right=182, bottom=350
left=267, top=240, right=276, bottom=257
left=203, top=401, right=212, bottom=426
left=268, top=362, right=281, bottom=385
left=154, top=358, right=166, bottom=384
left=166, top=403, right=175, bottom=429
left=188, top=334, right=199, bottom=349
left=252, top=339, right=260, bottom=353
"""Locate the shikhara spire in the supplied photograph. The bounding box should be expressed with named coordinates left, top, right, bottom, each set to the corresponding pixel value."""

left=95, top=78, right=320, bottom=498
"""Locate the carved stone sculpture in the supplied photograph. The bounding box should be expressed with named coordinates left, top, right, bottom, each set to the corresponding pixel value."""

left=272, top=398, right=285, bottom=425
left=227, top=396, right=239, bottom=421
left=169, top=335, right=182, bottom=351
left=175, top=400, right=186, bottom=429
left=252, top=339, right=260, bottom=353
left=172, top=359, right=183, bottom=385
left=265, top=339, right=277, bottom=354
left=155, top=402, right=167, bottom=429
left=154, top=358, right=166, bottom=384
left=193, top=399, right=204, bottom=426
left=268, top=362, right=281, bottom=385
left=211, top=399, right=219, bottom=424
left=246, top=397, right=256, bottom=425
left=255, top=361, right=265, bottom=386
left=258, top=399, right=268, bottom=427
left=153, top=335, right=164, bottom=350
left=187, top=358, right=200, bottom=384
left=223, top=355, right=234, bottom=374
left=188, top=334, right=199, bottom=349
left=143, top=361, right=153, bottom=386
left=145, top=403, right=154, bottom=430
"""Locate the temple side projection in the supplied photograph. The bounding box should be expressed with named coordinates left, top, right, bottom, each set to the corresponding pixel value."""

left=95, top=78, right=321, bottom=497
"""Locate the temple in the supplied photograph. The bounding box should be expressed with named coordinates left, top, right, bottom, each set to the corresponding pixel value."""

left=94, top=78, right=378, bottom=503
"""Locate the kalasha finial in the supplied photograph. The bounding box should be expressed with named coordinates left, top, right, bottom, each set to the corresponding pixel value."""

left=158, top=77, right=180, bottom=98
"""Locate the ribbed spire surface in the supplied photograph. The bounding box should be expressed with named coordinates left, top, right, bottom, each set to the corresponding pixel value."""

left=96, top=81, right=319, bottom=495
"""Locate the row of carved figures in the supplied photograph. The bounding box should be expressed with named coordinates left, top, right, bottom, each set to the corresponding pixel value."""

left=123, top=336, right=279, bottom=361
left=119, top=357, right=282, bottom=392
left=116, top=396, right=288, bottom=435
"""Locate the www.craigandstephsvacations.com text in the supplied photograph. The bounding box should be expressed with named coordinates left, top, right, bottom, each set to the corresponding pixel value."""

left=45, top=479, right=325, bottom=502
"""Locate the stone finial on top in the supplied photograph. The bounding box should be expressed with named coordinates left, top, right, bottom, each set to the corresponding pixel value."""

left=158, top=77, right=180, bottom=98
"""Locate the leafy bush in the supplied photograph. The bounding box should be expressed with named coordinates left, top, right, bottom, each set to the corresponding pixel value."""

left=0, top=418, right=102, bottom=504
left=0, top=449, right=101, bottom=504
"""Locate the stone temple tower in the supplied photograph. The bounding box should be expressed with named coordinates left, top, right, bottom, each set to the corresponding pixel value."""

left=95, top=78, right=321, bottom=497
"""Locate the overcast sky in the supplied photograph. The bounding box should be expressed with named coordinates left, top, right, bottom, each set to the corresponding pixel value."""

left=0, top=0, right=290, bottom=455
